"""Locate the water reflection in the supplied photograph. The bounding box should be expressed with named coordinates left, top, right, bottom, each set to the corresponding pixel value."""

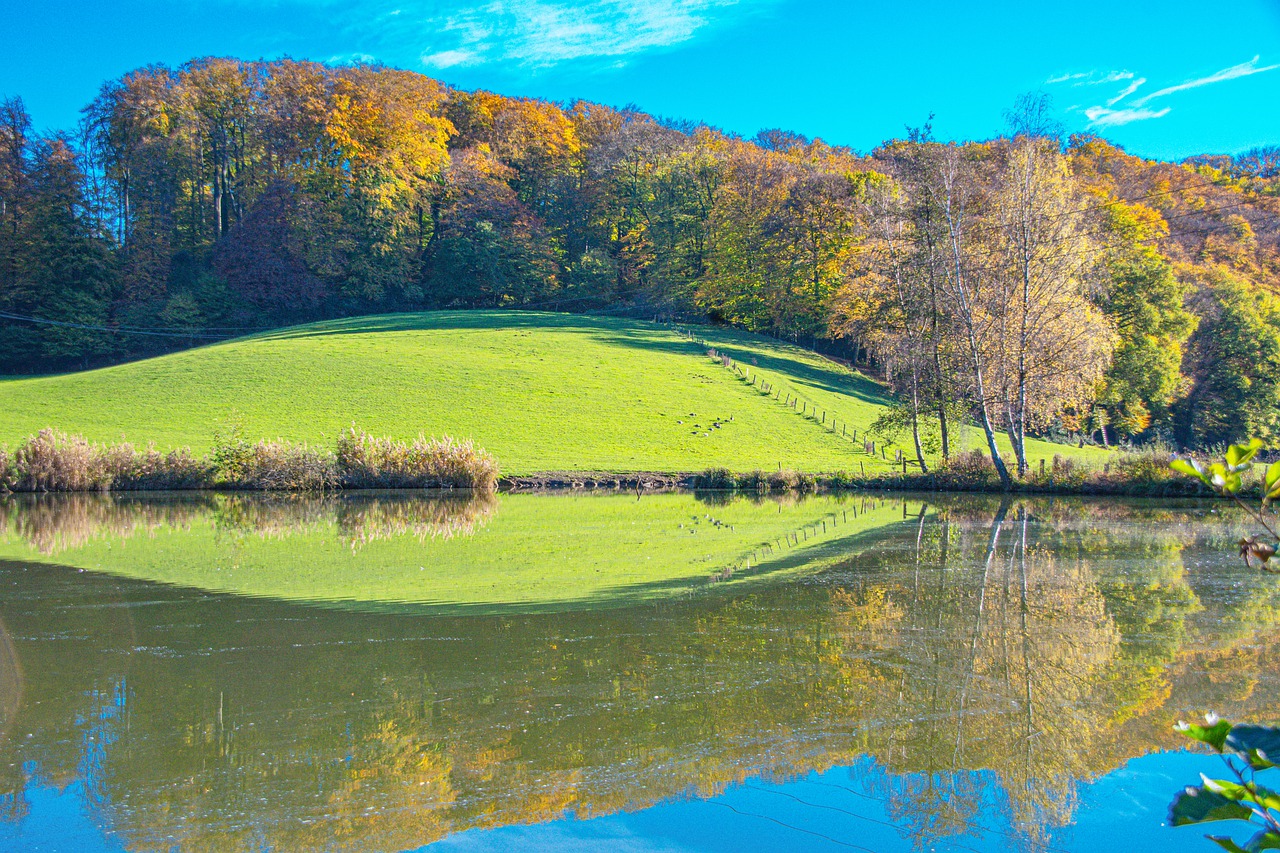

left=0, top=493, right=1274, bottom=852
left=0, top=491, right=909, bottom=610
left=0, top=491, right=498, bottom=556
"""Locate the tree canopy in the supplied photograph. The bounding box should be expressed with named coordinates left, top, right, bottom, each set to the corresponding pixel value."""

left=1, top=59, right=1278, bottom=455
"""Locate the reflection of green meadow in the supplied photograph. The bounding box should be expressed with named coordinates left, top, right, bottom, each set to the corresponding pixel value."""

left=0, top=492, right=914, bottom=610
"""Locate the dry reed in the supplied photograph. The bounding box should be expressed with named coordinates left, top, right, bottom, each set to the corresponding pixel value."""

left=0, top=427, right=500, bottom=493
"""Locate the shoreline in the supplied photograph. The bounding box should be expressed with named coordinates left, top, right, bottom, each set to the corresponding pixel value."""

left=500, top=470, right=1211, bottom=497
left=1, top=470, right=1212, bottom=498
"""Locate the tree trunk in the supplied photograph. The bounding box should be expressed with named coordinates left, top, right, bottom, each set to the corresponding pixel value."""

left=910, top=365, right=929, bottom=474
left=938, top=403, right=951, bottom=462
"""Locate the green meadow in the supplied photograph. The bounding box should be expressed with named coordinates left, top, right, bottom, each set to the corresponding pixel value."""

left=0, top=311, right=1104, bottom=476
left=0, top=492, right=914, bottom=611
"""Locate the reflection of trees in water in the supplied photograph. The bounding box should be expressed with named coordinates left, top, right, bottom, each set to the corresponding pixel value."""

left=822, top=498, right=1216, bottom=851
left=0, top=491, right=498, bottom=556
left=0, top=496, right=1278, bottom=852
left=0, top=493, right=213, bottom=555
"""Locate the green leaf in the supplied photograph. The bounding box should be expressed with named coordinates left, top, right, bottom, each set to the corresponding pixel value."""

left=1209, top=838, right=1250, bottom=853
left=1170, top=785, right=1254, bottom=826
left=1211, top=831, right=1280, bottom=853
left=1172, top=458, right=1211, bottom=486
left=1227, top=439, right=1265, bottom=471
left=1209, top=463, right=1244, bottom=494
left=1179, top=715, right=1235, bottom=751
left=1245, top=830, right=1280, bottom=851
left=1227, top=725, right=1280, bottom=770
left=1266, top=462, right=1280, bottom=505
left=1202, top=776, right=1280, bottom=813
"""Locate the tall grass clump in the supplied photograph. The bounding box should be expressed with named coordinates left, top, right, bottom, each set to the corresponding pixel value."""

left=934, top=450, right=1005, bottom=491
left=336, top=427, right=499, bottom=490
left=5, top=430, right=213, bottom=492
left=692, top=467, right=737, bottom=490
left=694, top=467, right=814, bottom=494
left=1, top=426, right=498, bottom=493
left=227, top=441, right=338, bottom=491
left=98, top=444, right=211, bottom=491
left=0, top=445, right=11, bottom=493
left=10, top=430, right=108, bottom=492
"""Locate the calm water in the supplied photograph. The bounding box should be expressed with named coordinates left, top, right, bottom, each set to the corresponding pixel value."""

left=0, top=490, right=1273, bottom=852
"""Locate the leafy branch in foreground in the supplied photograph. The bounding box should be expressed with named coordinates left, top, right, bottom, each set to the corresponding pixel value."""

left=1170, top=440, right=1280, bottom=850
left=1170, top=714, right=1280, bottom=852
left=1172, top=439, right=1280, bottom=570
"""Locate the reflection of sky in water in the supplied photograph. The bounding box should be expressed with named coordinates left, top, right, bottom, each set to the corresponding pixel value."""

left=1, top=753, right=1224, bottom=852
left=1, top=779, right=127, bottom=853
left=423, top=755, right=1221, bottom=852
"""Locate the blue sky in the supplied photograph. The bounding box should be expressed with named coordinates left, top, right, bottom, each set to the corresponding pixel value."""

left=3, top=0, right=1278, bottom=160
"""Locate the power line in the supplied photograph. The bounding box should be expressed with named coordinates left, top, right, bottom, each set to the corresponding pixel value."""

left=0, top=310, right=238, bottom=340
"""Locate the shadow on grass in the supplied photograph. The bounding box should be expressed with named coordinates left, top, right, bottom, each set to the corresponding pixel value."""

left=251, top=310, right=636, bottom=342
left=257, top=311, right=884, bottom=406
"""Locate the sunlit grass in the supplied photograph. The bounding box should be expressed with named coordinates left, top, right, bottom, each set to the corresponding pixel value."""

left=0, top=311, right=1105, bottom=475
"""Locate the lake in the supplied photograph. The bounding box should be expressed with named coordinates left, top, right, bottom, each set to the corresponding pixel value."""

left=0, top=490, right=1272, bottom=852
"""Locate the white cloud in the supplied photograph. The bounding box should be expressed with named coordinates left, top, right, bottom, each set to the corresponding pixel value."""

left=1083, top=105, right=1171, bottom=127
left=422, top=48, right=480, bottom=68
left=1046, top=69, right=1134, bottom=86
left=1067, top=54, right=1278, bottom=129
left=1130, top=54, right=1279, bottom=106
left=327, top=51, right=377, bottom=65
left=415, top=0, right=752, bottom=68
left=1105, top=78, right=1144, bottom=106
left=227, top=0, right=773, bottom=72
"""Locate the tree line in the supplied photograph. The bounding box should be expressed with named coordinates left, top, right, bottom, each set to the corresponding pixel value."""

left=1, top=58, right=1278, bottom=468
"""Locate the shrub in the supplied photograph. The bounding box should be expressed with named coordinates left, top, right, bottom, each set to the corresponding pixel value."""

left=936, top=450, right=1004, bottom=491
left=692, top=467, right=737, bottom=490
left=11, top=430, right=108, bottom=492
left=210, top=416, right=254, bottom=484
left=766, top=469, right=803, bottom=493
left=1046, top=454, right=1091, bottom=490
left=229, top=441, right=338, bottom=491
left=336, top=427, right=499, bottom=490
left=1109, top=445, right=1179, bottom=488
left=99, top=444, right=212, bottom=491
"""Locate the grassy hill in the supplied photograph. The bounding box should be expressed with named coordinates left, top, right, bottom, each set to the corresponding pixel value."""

left=0, top=311, right=1103, bottom=475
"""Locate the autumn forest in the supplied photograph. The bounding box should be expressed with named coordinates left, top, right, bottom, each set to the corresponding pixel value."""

left=1, top=57, right=1278, bottom=460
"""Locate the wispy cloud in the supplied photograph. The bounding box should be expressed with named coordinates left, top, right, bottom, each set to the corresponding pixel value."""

left=238, top=0, right=768, bottom=72
left=1046, top=70, right=1134, bottom=86
left=1105, top=78, right=1144, bottom=106
left=327, top=51, right=377, bottom=65
left=1051, top=55, right=1277, bottom=128
left=1130, top=55, right=1279, bottom=106
left=418, top=0, right=756, bottom=69
left=422, top=48, right=480, bottom=68
left=1083, top=105, right=1171, bottom=128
